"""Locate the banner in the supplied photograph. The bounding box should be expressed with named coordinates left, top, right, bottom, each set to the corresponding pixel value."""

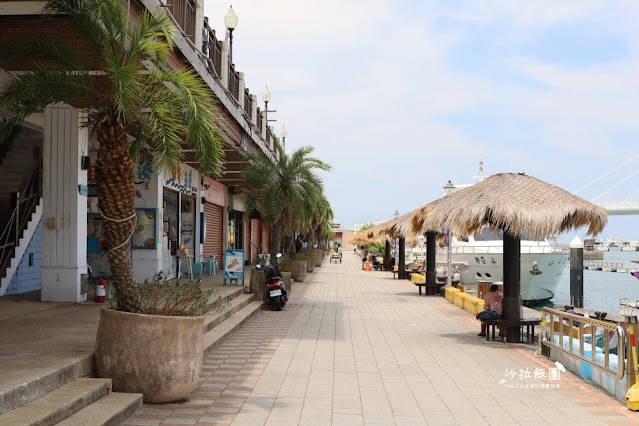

left=223, top=249, right=245, bottom=286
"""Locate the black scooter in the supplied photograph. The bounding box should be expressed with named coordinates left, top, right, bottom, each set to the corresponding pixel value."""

left=256, top=253, right=288, bottom=311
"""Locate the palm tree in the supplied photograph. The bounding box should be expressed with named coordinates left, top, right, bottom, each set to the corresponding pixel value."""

left=241, top=138, right=331, bottom=260
left=0, top=0, right=223, bottom=312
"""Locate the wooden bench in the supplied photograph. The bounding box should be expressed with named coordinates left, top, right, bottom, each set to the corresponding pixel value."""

left=480, top=318, right=541, bottom=343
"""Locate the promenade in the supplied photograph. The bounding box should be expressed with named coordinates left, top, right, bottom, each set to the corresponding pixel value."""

left=127, top=254, right=639, bottom=425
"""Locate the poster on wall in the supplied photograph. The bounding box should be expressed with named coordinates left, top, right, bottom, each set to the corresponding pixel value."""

left=223, top=249, right=245, bottom=286
left=132, top=208, right=158, bottom=249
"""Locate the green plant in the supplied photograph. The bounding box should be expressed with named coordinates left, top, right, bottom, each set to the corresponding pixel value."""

left=241, top=138, right=331, bottom=260
left=0, top=0, right=223, bottom=313
left=279, top=255, right=294, bottom=272
left=111, top=273, right=219, bottom=316
left=368, top=242, right=385, bottom=255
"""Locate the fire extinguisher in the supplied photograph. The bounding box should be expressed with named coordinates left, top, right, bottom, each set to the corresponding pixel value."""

left=95, top=278, right=107, bottom=303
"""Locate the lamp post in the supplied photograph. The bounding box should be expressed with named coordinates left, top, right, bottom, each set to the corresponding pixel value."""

left=280, top=126, right=287, bottom=151
left=262, top=85, right=271, bottom=125
left=224, top=6, right=238, bottom=63
left=393, top=210, right=400, bottom=267
left=443, top=181, right=455, bottom=286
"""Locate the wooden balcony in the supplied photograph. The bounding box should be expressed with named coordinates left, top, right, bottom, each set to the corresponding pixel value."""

left=166, top=0, right=196, bottom=43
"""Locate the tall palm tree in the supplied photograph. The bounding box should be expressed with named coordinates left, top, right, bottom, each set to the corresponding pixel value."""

left=0, top=0, right=223, bottom=312
left=241, top=139, right=331, bottom=260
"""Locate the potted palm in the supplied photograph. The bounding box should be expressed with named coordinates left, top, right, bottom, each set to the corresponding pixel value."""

left=0, top=0, right=223, bottom=403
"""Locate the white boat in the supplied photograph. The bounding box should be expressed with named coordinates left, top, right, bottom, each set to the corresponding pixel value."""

left=436, top=228, right=568, bottom=306
left=607, top=237, right=621, bottom=251
left=594, top=239, right=606, bottom=251
left=620, top=238, right=636, bottom=252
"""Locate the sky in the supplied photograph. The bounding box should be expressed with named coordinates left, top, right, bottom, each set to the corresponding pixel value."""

left=204, top=0, right=639, bottom=241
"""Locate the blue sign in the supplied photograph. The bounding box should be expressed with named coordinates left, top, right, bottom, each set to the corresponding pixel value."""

left=223, top=249, right=245, bottom=286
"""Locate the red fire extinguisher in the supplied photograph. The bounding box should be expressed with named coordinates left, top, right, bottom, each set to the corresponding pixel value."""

left=95, top=278, right=107, bottom=303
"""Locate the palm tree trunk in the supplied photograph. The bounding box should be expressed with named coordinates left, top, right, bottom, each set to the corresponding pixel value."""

left=95, top=116, right=139, bottom=312
left=270, top=218, right=282, bottom=262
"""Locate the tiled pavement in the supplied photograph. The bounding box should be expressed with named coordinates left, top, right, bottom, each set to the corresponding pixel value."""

left=126, top=253, right=639, bottom=425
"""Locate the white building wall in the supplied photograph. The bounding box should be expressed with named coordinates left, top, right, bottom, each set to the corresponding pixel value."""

left=41, top=105, right=88, bottom=302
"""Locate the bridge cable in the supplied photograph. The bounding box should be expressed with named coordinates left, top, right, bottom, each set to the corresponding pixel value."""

left=592, top=168, right=639, bottom=202
left=573, top=154, right=639, bottom=194
left=623, top=187, right=639, bottom=203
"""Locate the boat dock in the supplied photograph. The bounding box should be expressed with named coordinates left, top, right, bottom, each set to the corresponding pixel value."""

left=584, top=261, right=632, bottom=273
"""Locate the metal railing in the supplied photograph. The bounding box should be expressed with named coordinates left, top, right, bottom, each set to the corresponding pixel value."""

left=256, top=107, right=263, bottom=135
left=228, top=63, right=239, bottom=101
left=540, top=307, right=625, bottom=380
left=202, top=19, right=223, bottom=79
left=243, top=87, right=252, bottom=115
left=0, top=159, right=42, bottom=283
left=446, top=244, right=569, bottom=255
left=166, top=0, right=196, bottom=42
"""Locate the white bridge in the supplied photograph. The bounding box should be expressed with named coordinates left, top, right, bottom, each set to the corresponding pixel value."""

left=597, top=202, right=639, bottom=215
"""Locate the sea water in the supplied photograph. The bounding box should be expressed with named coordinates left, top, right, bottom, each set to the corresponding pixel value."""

left=539, top=251, right=639, bottom=314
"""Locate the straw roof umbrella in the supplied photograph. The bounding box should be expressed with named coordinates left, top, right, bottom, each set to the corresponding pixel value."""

left=411, top=173, right=606, bottom=239
left=410, top=173, right=607, bottom=342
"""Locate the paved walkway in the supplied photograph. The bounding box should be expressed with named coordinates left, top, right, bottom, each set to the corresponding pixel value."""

left=127, top=253, right=639, bottom=425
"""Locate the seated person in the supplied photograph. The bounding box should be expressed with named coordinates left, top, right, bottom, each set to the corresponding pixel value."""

left=479, top=284, right=503, bottom=337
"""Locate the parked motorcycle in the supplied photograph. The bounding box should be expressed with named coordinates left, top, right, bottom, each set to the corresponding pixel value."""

left=256, top=253, right=288, bottom=311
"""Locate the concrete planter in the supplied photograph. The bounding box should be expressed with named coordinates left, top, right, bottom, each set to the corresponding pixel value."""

left=282, top=271, right=292, bottom=294
left=304, top=258, right=315, bottom=273
left=291, top=260, right=307, bottom=282
left=95, top=308, right=204, bottom=403
left=249, top=268, right=265, bottom=298
left=313, top=252, right=323, bottom=267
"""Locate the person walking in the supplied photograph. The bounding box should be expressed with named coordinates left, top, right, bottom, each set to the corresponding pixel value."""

left=360, top=245, right=368, bottom=269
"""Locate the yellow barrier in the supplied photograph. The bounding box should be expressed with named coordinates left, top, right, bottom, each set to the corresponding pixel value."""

left=445, top=287, right=460, bottom=302
left=453, top=292, right=469, bottom=309
left=410, top=273, right=425, bottom=283
left=463, top=296, right=485, bottom=316
left=458, top=284, right=468, bottom=293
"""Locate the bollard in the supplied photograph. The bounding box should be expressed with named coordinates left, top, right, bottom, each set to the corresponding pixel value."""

left=570, top=236, right=584, bottom=308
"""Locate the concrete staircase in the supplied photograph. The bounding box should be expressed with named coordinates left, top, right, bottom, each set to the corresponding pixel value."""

left=0, top=285, right=264, bottom=425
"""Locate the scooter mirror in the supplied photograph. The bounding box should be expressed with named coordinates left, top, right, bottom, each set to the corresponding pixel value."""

left=256, top=264, right=262, bottom=269
left=276, top=253, right=282, bottom=258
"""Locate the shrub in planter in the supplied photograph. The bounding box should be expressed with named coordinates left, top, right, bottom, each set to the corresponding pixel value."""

left=313, top=250, right=323, bottom=267
left=95, top=274, right=217, bottom=403
left=297, top=254, right=315, bottom=273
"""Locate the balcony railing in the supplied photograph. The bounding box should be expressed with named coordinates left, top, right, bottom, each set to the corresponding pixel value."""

left=243, top=87, right=252, bottom=116
left=228, top=63, right=239, bottom=101
left=256, top=107, right=263, bottom=135
left=167, top=0, right=196, bottom=43
left=202, top=18, right=222, bottom=78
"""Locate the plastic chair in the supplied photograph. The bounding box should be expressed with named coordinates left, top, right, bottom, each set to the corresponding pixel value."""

left=192, top=262, right=204, bottom=279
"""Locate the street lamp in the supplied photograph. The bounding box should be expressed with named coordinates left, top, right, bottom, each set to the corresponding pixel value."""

left=393, top=210, right=400, bottom=266
left=262, top=85, right=271, bottom=128
left=442, top=181, right=454, bottom=285
left=280, top=126, right=287, bottom=150
left=224, top=6, right=238, bottom=63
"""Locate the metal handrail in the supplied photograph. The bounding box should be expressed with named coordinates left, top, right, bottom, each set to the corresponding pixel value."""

left=0, top=160, right=42, bottom=283
left=540, top=307, right=625, bottom=380
left=445, top=244, right=569, bottom=255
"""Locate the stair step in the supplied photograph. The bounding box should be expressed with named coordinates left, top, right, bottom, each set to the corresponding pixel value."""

left=0, top=378, right=111, bottom=426
left=0, top=353, right=94, bottom=415
left=204, top=293, right=256, bottom=333
left=207, top=285, right=245, bottom=311
left=203, top=300, right=264, bottom=357
left=57, top=392, right=142, bottom=426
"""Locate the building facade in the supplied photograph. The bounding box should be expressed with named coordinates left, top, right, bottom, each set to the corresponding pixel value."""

left=0, top=0, right=275, bottom=301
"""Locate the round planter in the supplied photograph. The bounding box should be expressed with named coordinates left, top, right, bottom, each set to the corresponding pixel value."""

left=291, top=260, right=307, bottom=282
left=281, top=271, right=292, bottom=294
left=313, top=252, right=323, bottom=267
left=249, top=268, right=265, bottom=298
left=95, top=308, right=204, bottom=403
left=305, top=258, right=315, bottom=273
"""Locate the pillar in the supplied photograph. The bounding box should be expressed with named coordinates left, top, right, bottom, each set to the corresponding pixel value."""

left=221, top=41, right=229, bottom=88
left=194, top=0, right=204, bottom=51
left=426, top=231, right=437, bottom=285
left=502, top=231, right=521, bottom=343
left=384, top=240, right=390, bottom=270
left=251, top=95, right=258, bottom=124
left=398, top=236, right=406, bottom=279
left=238, top=72, right=245, bottom=109
left=41, top=105, right=88, bottom=302
left=570, top=236, right=584, bottom=308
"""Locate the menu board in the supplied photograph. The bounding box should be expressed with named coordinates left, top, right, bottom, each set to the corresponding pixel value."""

left=132, top=208, right=157, bottom=249
left=223, top=249, right=245, bottom=286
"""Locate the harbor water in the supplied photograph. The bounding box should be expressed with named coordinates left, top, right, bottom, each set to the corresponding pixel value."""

left=541, top=251, right=639, bottom=314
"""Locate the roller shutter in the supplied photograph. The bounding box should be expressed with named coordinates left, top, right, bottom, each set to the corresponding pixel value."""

left=203, top=203, right=223, bottom=263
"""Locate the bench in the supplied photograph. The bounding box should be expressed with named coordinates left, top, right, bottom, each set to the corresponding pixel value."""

left=480, top=318, right=541, bottom=343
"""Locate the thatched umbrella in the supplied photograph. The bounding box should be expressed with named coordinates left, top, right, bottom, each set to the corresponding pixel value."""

left=410, top=172, right=607, bottom=342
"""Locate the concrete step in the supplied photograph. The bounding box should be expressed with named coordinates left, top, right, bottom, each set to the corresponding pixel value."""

left=0, top=353, right=94, bottom=415
left=57, top=392, right=142, bottom=426
left=0, top=378, right=111, bottom=426
left=203, top=300, right=264, bottom=357
left=204, top=293, right=256, bottom=333
left=207, top=285, right=245, bottom=311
